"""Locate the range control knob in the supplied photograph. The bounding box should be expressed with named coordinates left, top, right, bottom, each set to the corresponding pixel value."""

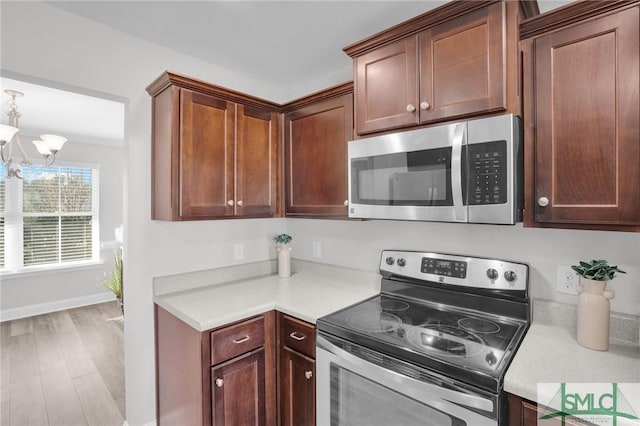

left=485, top=351, right=497, bottom=366
left=385, top=257, right=395, bottom=266
left=397, top=258, right=406, bottom=267
left=486, top=268, right=499, bottom=281
left=504, top=271, right=517, bottom=282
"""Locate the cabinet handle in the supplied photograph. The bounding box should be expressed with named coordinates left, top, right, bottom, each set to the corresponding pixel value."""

left=305, top=371, right=313, bottom=380
left=420, top=101, right=430, bottom=110
left=232, top=335, right=250, bottom=344
left=237, top=200, right=243, bottom=206
left=406, top=104, right=416, bottom=113
left=343, top=200, right=349, bottom=207
left=537, top=197, right=549, bottom=207
left=227, top=200, right=234, bottom=206
left=289, top=332, right=306, bottom=341
left=215, top=378, right=224, bottom=387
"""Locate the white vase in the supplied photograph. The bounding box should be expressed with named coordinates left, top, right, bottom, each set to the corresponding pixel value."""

left=277, top=244, right=292, bottom=278
left=576, top=278, right=614, bottom=351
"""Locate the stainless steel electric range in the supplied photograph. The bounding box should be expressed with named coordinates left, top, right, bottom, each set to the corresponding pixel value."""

left=316, top=250, right=530, bottom=426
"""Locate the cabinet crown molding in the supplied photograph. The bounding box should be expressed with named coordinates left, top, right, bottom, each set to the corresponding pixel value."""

left=520, top=0, right=638, bottom=39
left=146, top=70, right=280, bottom=111
left=343, top=0, right=499, bottom=57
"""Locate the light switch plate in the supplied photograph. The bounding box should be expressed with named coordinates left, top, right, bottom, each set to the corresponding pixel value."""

left=234, top=243, right=244, bottom=260
left=312, top=241, right=322, bottom=258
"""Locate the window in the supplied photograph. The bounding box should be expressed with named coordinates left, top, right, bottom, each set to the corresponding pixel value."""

left=1, top=164, right=99, bottom=273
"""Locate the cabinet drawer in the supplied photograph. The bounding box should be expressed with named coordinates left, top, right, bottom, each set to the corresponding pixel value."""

left=210, top=316, right=264, bottom=365
left=282, top=315, right=315, bottom=358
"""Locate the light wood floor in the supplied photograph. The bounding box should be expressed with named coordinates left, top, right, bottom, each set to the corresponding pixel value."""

left=1, top=301, right=125, bottom=426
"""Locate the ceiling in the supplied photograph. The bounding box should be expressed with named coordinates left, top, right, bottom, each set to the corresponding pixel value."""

left=3, top=1, right=572, bottom=145
left=49, top=0, right=571, bottom=92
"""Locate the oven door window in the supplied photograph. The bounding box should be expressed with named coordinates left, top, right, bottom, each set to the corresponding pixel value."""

left=330, top=366, right=463, bottom=426
left=350, top=147, right=454, bottom=206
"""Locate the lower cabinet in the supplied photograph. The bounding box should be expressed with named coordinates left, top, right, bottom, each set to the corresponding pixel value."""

left=508, top=392, right=585, bottom=426
left=212, top=349, right=265, bottom=425
left=278, top=313, right=316, bottom=426
left=155, top=306, right=276, bottom=426
left=155, top=307, right=318, bottom=426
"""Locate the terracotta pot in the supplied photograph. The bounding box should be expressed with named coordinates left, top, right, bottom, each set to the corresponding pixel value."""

left=576, top=278, right=614, bottom=351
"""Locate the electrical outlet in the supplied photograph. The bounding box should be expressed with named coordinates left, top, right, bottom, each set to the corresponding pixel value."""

left=312, top=241, right=322, bottom=258
left=234, top=243, right=244, bottom=260
left=557, top=266, right=579, bottom=295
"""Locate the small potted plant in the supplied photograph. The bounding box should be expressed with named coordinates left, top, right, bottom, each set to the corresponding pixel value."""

left=101, top=247, right=124, bottom=315
left=571, top=259, right=625, bottom=351
left=274, top=234, right=292, bottom=278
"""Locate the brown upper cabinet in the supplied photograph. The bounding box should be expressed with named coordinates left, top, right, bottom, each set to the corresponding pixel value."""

left=345, top=1, right=521, bottom=136
left=282, top=83, right=353, bottom=218
left=146, top=72, right=280, bottom=221
left=521, top=2, right=640, bottom=231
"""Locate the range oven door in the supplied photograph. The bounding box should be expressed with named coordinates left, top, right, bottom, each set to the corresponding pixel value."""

left=347, top=121, right=467, bottom=222
left=316, top=333, right=499, bottom=426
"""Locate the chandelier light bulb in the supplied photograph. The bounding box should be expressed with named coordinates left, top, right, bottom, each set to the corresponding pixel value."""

left=40, top=134, right=67, bottom=152
left=0, top=124, right=19, bottom=143
left=32, top=139, right=52, bottom=156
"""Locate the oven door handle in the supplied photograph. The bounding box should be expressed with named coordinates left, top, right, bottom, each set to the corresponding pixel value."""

left=451, top=123, right=467, bottom=222
left=316, top=334, right=495, bottom=414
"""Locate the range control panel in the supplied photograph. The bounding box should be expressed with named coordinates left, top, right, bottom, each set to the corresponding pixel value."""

left=421, top=258, right=467, bottom=279
left=380, top=250, right=528, bottom=292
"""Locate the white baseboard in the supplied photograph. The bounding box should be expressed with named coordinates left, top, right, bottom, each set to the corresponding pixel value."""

left=0, top=292, right=116, bottom=322
left=122, top=420, right=156, bottom=426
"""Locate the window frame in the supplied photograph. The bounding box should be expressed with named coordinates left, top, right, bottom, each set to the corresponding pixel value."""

left=0, top=160, right=101, bottom=275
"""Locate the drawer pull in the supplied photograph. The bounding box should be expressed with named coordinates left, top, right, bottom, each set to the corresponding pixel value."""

left=289, top=332, right=306, bottom=341
left=215, top=378, right=224, bottom=388
left=305, top=371, right=313, bottom=380
left=232, top=335, right=250, bottom=344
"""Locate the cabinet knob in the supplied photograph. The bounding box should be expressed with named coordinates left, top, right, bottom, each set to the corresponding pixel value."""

left=305, top=371, right=313, bottom=380
left=237, top=200, right=243, bottom=206
left=420, top=101, right=430, bottom=110
left=227, top=200, right=234, bottom=206
left=537, top=197, right=549, bottom=207
left=343, top=200, right=349, bottom=207
left=215, top=378, right=223, bottom=388
left=406, top=104, right=416, bottom=113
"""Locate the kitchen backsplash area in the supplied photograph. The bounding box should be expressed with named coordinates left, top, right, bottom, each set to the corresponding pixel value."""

left=286, top=218, right=640, bottom=316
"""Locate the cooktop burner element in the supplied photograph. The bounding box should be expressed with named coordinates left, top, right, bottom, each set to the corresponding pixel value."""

left=458, top=317, right=501, bottom=334
left=379, top=299, right=409, bottom=311
left=316, top=250, right=530, bottom=394
left=346, top=310, right=402, bottom=333
left=406, top=324, right=485, bottom=357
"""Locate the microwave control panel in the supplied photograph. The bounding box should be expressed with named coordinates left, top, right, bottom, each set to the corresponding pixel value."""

left=468, top=140, right=507, bottom=205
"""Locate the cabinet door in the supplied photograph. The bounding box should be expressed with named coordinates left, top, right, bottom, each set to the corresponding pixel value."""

left=280, top=347, right=315, bottom=426
left=354, top=37, right=418, bottom=134
left=419, top=2, right=505, bottom=123
left=211, top=349, right=265, bottom=426
left=235, top=105, right=278, bottom=217
left=285, top=93, right=353, bottom=217
left=180, top=89, right=235, bottom=218
left=533, top=7, right=640, bottom=225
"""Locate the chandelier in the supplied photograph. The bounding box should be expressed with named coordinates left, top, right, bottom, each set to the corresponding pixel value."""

left=0, top=89, right=67, bottom=179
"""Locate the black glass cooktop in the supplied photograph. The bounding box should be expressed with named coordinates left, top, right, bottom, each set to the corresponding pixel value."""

left=317, top=293, right=527, bottom=386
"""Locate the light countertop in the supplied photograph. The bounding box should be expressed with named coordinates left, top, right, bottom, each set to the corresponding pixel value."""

left=504, top=323, right=640, bottom=402
left=154, top=261, right=380, bottom=331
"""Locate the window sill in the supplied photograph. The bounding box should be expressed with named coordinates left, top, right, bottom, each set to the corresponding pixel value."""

left=0, top=260, right=105, bottom=280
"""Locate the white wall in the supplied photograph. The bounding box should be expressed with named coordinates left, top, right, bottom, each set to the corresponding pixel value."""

left=1, top=2, right=287, bottom=425
left=3, top=3, right=640, bottom=426
left=0, top=137, right=126, bottom=319
left=287, top=219, right=640, bottom=315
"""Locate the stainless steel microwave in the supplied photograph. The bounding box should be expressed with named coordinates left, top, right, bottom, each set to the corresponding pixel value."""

left=347, top=114, right=523, bottom=224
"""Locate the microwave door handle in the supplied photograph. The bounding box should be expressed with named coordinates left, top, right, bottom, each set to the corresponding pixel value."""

left=451, top=124, right=466, bottom=221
